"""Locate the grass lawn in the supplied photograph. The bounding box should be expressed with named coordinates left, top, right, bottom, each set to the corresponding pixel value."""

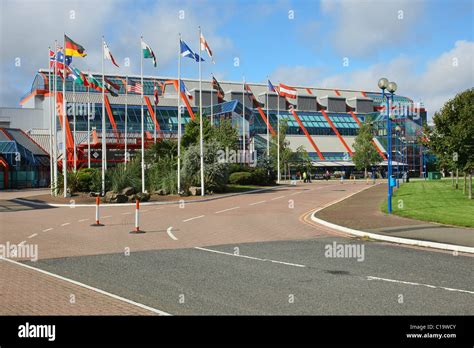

left=381, top=179, right=474, bottom=228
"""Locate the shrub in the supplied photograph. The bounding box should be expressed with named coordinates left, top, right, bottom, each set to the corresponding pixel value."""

left=229, top=172, right=252, bottom=185
left=147, top=156, right=178, bottom=195
left=76, top=168, right=101, bottom=192
left=108, top=158, right=141, bottom=193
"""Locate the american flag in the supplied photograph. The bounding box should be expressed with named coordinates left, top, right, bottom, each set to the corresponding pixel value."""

left=127, top=82, right=143, bottom=94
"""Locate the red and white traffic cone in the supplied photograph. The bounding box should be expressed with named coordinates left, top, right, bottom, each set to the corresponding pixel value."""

left=91, top=196, right=104, bottom=227
left=130, top=199, right=145, bottom=234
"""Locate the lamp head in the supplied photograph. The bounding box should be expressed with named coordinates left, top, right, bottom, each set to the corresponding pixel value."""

left=378, top=78, right=389, bottom=90
left=388, top=81, right=397, bottom=93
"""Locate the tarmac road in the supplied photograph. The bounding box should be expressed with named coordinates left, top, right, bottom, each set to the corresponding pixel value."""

left=1, top=182, right=472, bottom=315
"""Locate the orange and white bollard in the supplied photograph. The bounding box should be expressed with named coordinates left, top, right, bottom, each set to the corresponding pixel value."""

left=91, top=196, right=104, bottom=227
left=130, top=199, right=145, bottom=234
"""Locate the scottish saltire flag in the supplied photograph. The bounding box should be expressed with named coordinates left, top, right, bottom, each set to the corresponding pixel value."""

left=180, top=40, right=204, bottom=62
left=180, top=80, right=193, bottom=100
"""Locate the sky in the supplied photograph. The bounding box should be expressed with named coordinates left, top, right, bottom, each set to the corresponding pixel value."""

left=0, top=0, right=473, bottom=118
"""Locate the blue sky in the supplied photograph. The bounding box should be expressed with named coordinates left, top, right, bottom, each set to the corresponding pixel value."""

left=1, top=0, right=473, bottom=116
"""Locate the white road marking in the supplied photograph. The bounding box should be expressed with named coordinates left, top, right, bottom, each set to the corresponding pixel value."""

left=0, top=257, right=171, bottom=315
left=249, top=200, right=266, bottom=206
left=290, top=191, right=303, bottom=196
left=166, top=227, right=178, bottom=241
left=78, top=218, right=89, bottom=222
left=215, top=206, right=240, bottom=214
left=102, top=215, right=112, bottom=219
left=42, top=228, right=53, bottom=232
left=367, top=276, right=474, bottom=295
left=271, top=195, right=285, bottom=201
left=182, top=215, right=205, bottom=222
left=194, top=247, right=306, bottom=268
left=121, top=212, right=133, bottom=215
left=60, top=222, right=70, bottom=227
left=27, top=233, right=38, bottom=239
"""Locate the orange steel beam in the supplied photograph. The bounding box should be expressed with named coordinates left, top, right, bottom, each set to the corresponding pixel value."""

left=104, top=95, right=120, bottom=141
left=290, top=109, right=325, bottom=160
left=256, top=106, right=276, bottom=136
left=163, top=79, right=195, bottom=120
left=349, top=111, right=387, bottom=160
left=144, top=96, right=162, bottom=135
left=320, top=109, right=353, bottom=156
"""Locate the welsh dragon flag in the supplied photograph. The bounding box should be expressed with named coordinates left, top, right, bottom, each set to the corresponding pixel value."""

left=141, top=40, right=157, bottom=67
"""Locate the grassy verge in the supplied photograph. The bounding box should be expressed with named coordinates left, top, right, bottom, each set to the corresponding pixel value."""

left=381, top=179, right=474, bottom=228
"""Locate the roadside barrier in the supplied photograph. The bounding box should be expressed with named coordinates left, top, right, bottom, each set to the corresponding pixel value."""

left=91, top=196, right=104, bottom=227
left=130, top=199, right=145, bottom=234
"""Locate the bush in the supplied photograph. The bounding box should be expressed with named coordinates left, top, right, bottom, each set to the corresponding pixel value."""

left=108, top=158, right=141, bottom=193
left=76, top=168, right=101, bottom=192
left=147, top=156, right=178, bottom=195
left=229, top=172, right=252, bottom=185
left=249, top=167, right=275, bottom=186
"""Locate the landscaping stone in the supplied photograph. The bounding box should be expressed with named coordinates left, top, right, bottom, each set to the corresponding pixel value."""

left=115, top=194, right=128, bottom=203
left=136, top=192, right=151, bottom=202
left=189, top=186, right=202, bottom=196
left=121, top=187, right=136, bottom=196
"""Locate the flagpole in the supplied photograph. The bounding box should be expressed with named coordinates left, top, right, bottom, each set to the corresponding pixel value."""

left=101, top=36, right=106, bottom=195
left=53, top=40, right=58, bottom=196
left=277, top=82, right=281, bottom=183
left=87, top=71, right=91, bottom=169
left=48, top=46, right=53, bottom=195
left=177, top=34, right=182, bottom=194
left=73, top=77, right=76, bottom=172
left=140, top=36, right=146, bottom=193
left=62, top=35, right=67, bottom=198
left=210, top=74, right=213, bottom=126
left=124, top=74, right=128, bottom=169
left=242, top=75, right=245, bottom=165
left=198, top=26, right=204, bottom=196
left=266, top=76, right=270, bottom=160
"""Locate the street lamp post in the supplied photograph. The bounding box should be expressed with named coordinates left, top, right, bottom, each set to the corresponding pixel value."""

left=378, top=78, right=397, bottom=214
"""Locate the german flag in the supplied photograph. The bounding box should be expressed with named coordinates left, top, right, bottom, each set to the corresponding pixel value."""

left=65, top=34, right=87, bottom=57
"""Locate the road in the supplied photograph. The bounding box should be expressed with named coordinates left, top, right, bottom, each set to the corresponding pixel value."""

left=1, top=182, right=472, bottom=315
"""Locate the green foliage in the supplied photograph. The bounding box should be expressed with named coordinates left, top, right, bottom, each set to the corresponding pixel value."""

left=108, top=157, right=141, bottom=193
left=182, top=140, right=229, bottom=193
left=352, top=118, right=382, bottom=177
left=76, top=168, right=101, bottom=192
left=229, top=172, right=252, bottom=185
left=270, top=119, right=292, bottom=172
left=426, top=88, right=474, bottom=173
left=181, top=113, right=214, bottom=148
left=212, top=118, right=239, bottom=150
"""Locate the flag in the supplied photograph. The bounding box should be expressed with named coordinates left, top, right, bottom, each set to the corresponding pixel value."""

left=268, top=80, right=277, bottom=93
left=211, top=76, right=224, bottom=99
left=200, top=33, right=214, bottom=63
left=50, top=49, right=72, bottom=70
left=87, top=73, right=105, bottom=92
left=103, top=41, right=119, bottom=67
left=65, top=34, right=87, bottom=57
left=127, top=82, right=143, bottom=94
left=142, top=40, right=157, bottom=67
left=69, top=66, right=89, bottom=87
left=104, top=77, right=120, bottom=97
left=180, top=40, right=204, bottom=62
left=153, top=81, right=159, bottom=105
left=279, top=83, right=297, bottom=99
left=244, top=83, right=263, bottom=108
left=306, top=88, right=313, bottom=95
left=179, top=80, right=193, bottom=100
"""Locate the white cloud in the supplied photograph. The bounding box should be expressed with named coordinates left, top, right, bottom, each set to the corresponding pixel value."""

left=320, top=0, right=424, bottom=57
left=270, top=41, right=474, bottom=117
left=0, top=0, right=234, bottom=106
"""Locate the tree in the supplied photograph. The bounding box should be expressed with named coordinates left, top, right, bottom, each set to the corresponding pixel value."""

left=424, top=88, right=474, bottom=198
left=270, top=120, right=292, bottom=179
left=181, top=113, right=214, bottom=148
left=352, top=118, right=382, bottom=178
left=211, top=118, right=239, bottom=151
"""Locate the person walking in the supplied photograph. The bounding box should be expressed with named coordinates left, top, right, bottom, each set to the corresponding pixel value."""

left=303, top=171, right=307, bottom=183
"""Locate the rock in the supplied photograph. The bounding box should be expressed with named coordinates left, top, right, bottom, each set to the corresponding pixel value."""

left=155, top=189, right=166, bottom=196
left=121, top=187, right=136, bottom=196
left=189, top=186, right=202, bottom=196
left=115, top=194, right=128, bottom=203
left=104, top=191, right=116, bottom=203
left=136, top=192, right=151, bottom=202
left=89, top=192, right=100, bottom=197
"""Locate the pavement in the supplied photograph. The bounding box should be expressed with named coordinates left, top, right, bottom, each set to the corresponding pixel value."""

left=0, top=181, right=472, bottom=315
left=315, top=183, right=474, bottom=247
